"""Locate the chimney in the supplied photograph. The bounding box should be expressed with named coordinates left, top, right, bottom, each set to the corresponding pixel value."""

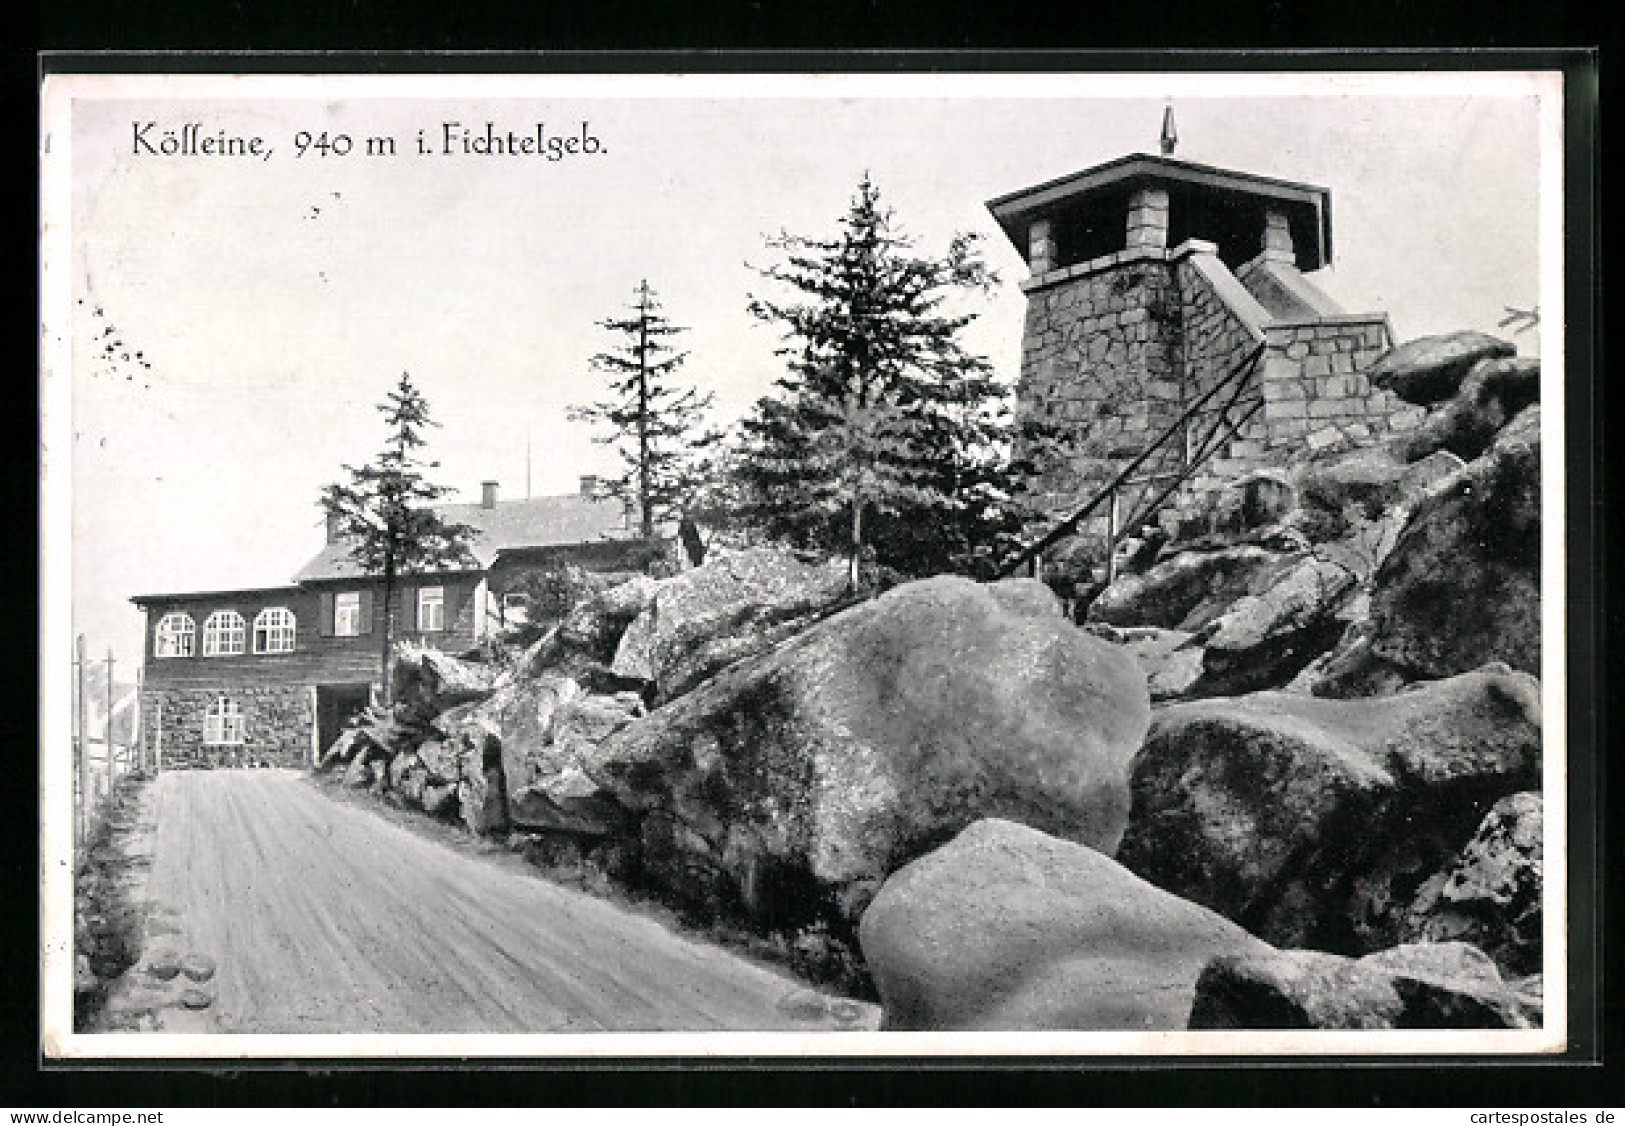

left=579, top=474, right=598, bottom=498
left=481, top=480, right=499, bottom=509
left=325, top=511, right=343, bottom=544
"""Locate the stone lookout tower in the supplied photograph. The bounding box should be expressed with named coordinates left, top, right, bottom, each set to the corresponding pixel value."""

left=988, top=120, right=1422, bottom=566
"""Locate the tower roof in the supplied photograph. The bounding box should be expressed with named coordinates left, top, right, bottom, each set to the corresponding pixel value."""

left=987, top=152, right=1334, bottom=273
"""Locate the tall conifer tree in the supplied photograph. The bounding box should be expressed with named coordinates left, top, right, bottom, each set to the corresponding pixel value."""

left=571, top=280, right=716, bottom=540
left=319, top=374, right=475, bottom=704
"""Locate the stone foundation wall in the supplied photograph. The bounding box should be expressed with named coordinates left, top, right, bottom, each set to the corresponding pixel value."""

left=143, top=685, right=313, bottom=770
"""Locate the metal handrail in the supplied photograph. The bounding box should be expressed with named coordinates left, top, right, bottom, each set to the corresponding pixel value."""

left=998, top=342, right=1266, bottom=579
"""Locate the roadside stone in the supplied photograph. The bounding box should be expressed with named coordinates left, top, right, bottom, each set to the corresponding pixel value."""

left=458, top=764, right=508, bottom=836
left=180, top=953, right=216, bottom=982
left=420, top=781, right=459, bottom=818
left=341, top=751, right=372, bottom=789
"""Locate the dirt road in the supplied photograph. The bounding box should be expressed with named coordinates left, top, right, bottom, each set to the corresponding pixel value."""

left=116, top=769, right=876, bottom=1034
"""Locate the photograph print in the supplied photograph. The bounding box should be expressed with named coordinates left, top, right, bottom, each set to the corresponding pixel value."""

left=39, top=68, right=1568, bottom=1059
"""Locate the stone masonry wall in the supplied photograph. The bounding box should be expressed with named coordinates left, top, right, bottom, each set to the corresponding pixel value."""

left=1175, top=250, right=1271, bottom=459
left=143, top=684, right=313, bottom=770
left=1259, top=317, right=1423, bottom=457
left=1016, top=250, right=1185, bottom=521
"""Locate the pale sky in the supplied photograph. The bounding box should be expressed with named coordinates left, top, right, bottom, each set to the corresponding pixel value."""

left=44, top=72, right=1557, bottom=670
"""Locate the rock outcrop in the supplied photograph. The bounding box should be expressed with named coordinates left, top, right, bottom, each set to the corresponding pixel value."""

left=592, top=576, right=1150, bottom=932
left=1086, top=623, right=1206, bottom=702
left=1367, top=330, right=1517, bottom=406
left=1089, top=545, right=1302, bottom=633
left=1394, top=355, right=1541, bottom=465
left=1367, top=405, right=1541, bottom=679
left=438, top=675, right=583, bottom=799
left=1403, top=792, right=1544, bottom=975
left=392, top=644, right=498, bottom=723
left=1188, top=941, right=1539, bottom=1029
left=1118, top=664, right=1542, bottom=951
left=859, top=819, right=1270, bottom=1030
left=611, top=546, right=854, bottom=700
left=1194, top=556, right=1358, bottom=696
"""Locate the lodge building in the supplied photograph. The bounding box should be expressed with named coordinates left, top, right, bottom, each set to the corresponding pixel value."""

left=133, top=477, right=658, bottom=768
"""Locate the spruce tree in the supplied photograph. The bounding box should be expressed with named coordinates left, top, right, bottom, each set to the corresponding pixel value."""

left=570, top=280, right=716, bottom=541
left=319, top=373, right=475, bottom=704
left=736, top=174, right=1029, bottom=578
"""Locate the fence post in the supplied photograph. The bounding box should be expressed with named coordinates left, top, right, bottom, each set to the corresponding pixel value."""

left=76, top=635, right=90, bottom=847
left=105, top=648, right=116, bottom=798
left=133, top=666, right=144, bottom=773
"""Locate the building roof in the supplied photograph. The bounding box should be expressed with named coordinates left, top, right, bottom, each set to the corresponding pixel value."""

left=291, top=492, right=639, bottom=583
left=987, top=152, right=1334, bottom=272
left=131, top=584, right=302, bottom=608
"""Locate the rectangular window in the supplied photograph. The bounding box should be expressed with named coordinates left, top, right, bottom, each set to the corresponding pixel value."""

left=501, top=591, right=529, bottom=626
left=203, top=696, right=244, bottom=745
left=418, top=586, right=445, bottom=632
left=334, top=591, right=361, bottom=637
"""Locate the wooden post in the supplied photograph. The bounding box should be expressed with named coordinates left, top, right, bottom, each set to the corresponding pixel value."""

left=75, top=634, right=88, bottom=846
left=104, top=648, right=116, bottom=798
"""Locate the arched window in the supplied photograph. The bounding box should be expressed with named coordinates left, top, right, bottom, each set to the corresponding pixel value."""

left=155, top=612, right=195, bottom=658
left=202, top=611, right=246, bottom=656
left=253, top=607, right=296, bottom=654
left=203, top=696, right=244, bottom=745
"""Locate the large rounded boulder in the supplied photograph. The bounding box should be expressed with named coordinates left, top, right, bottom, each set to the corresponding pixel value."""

left=859, top=818, right=1270, bottom=1030
left=1118, top=663, right=1542, bottom=952
left=591, top=576, right=1151, bottom=932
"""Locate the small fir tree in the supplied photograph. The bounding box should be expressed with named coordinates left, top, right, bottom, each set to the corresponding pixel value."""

left=570, top=280, right=717, bottom=541
left=320, top=373, right=476, bottom=704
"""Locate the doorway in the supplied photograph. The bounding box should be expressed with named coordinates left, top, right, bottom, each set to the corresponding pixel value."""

left=315, top=683, right=373, bottom=758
